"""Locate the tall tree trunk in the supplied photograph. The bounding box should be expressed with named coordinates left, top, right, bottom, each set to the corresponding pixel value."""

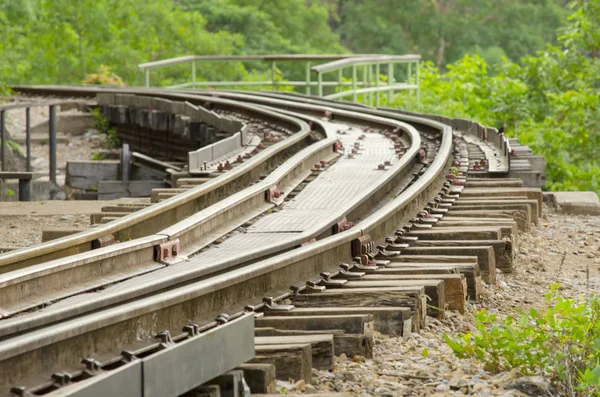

left=79, top=33, right=86, bottom=80
left=435, top=34, right=446, bottom=66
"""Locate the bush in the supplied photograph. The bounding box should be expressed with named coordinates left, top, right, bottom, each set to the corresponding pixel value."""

left=90, top=108, right=119, bottom=148
left=0, top=81, right=11, bottom=98
left=445, top=285, right=600, bottom=396
left=83, top=65, right=126, bottom=86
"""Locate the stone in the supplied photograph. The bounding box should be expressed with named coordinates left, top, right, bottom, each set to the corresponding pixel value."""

left=551, top=191, right=600, bottom=215
left=504, top=376, right=556, bottom=396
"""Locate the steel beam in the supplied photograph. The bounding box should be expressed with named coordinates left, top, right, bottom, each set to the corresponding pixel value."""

left=49, top=105, right=57, bottom=183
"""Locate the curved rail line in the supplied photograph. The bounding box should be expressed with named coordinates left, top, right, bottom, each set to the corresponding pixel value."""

left=0, top=85, right=530, bottom=397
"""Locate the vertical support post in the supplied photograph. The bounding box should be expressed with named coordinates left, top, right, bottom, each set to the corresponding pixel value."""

left=407, top=62, right=413, bottom=100
left=191, top=62, right=196, bottom=89
left=0, top=110, right=5, bottom=172
left=337, top=69, right=343, bottom=96
left=305, top=62, right=311, bottom=95
left=375, top=63, right=380, bottom=107
left=271, top=61, right=277, bottom=91
left=387, top=62, right=394, bottom=103
left=415, top=60, right=420, bottom=101
left=49, top=105, right=57, bottom=184
left=18, top=179, right=30, bottom=202
left=145, top=69, right=150, bottom=88
left=362, top=66, right=367, bottom=105
left=26, top=107, right=31, bottom=172
left=121, top=143, right=131, bottom=182
left=352, top=64, right=357, bottom=103
left=367, top=65, right=373, bottom=106
left=318, top=72, right=323, bottom=97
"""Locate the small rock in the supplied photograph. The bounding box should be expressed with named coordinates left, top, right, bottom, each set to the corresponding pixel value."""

left=304, top=384, right=316, bottom=393
left=293, top=379, right=305, bottom=391
left=504, top=376, right=556, bottom=396
left=345, top=373, right=359, bottom=382
left=435, top=384, right=450, bottom=391
left=59, top=215, right=73, bottom=221
left=337, top=353, right=348, bottom=362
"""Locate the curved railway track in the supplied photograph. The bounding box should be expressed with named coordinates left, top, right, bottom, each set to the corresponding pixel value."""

left=0, top=85, right=542, bottom=397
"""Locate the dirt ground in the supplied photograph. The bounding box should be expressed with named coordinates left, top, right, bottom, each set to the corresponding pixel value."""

left=0, top=199, right=148, bottom=250
left=2, top=97, right=107, bottom=181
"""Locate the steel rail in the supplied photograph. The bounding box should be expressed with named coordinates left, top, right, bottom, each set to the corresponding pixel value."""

left=0, top=108, right=339, bottom=316
left=137, top=54, right=382, bottom=70
left=0, top=98, right=452, bottom=396
left=0, top=88, right=314, bottom=271
left=0, top=91, right=422, bottom=336
left=0, top=90, right=452, bottom=391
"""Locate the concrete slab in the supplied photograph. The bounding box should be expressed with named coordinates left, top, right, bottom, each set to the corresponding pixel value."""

left=550, top=191, right=600, bottom=216
left=0, top=198, right=148, bottom=216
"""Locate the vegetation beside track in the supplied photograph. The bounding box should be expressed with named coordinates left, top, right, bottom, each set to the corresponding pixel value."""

left=390, top=0, right=600, bottom=196
left=0, top=0, right=597, bottom=193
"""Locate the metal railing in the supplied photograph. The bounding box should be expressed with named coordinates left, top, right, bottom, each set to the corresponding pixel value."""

left=311, top=55, right=420, bottom=106
left=0, top=100, right=78, bottom=182
left=138, top=54, right=420, bottom=104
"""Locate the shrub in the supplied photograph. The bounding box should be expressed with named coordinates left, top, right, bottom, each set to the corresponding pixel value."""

left=90, top=108, right=119, bottom=148
left=0, top=82, right=11, bottom=97
left=445, top=284, right=600, bottom=396
left=83, top=65, right=126, bottom=86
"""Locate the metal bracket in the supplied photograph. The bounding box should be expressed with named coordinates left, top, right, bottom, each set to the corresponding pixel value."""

left=260, top=297, right=294, bottom=312
left=155, top=239, right=181, bottom=264
left=265, top=186, right=284, bottom=205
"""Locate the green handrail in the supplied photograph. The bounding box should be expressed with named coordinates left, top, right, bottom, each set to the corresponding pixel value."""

left=138, top=54, right=420, bottom=104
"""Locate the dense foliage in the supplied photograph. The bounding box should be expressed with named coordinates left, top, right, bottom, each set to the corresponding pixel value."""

left=0, top=0, right=598, bottom=194
left=391, top=0, right=600, bottom=195
left=335, top=0, right=569, bottom=66
left=446, top=285, right=600, bottom=395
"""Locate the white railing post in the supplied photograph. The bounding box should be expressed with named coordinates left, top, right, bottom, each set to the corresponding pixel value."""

left=352, top=65, right=357, bottom=103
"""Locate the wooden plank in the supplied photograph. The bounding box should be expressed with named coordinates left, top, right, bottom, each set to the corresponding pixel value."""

left=256, top=314, right=373, bottom=335
left=256, top=334, right=334, bottom=370
left=252, top=343, right=312, bottom=383
left=397, top=246, right=496, bottom=284
left=338, top=280, right=446, bottom=318
left=359, top=274, right=467, bottom=313
left=254, top=328, right=374, bottom=358
left=261, top=307, right=410, bottom=336
left=414, top=240, right=513, bottom=272
left=290, top=287, right=426, bottom=331
left=236, top=363, right=277, bottom=394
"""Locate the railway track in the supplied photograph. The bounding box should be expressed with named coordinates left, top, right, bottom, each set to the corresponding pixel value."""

left=0, top=86, right=542, bottom=397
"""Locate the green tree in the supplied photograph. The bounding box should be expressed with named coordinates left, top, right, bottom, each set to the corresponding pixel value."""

left=338, top=0, right=568, bottom=66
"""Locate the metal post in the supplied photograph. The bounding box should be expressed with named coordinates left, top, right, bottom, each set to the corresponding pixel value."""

left=375, top=63, right=380, bottom=107
left=416, top=61, right=420, bottom=101
left=121, top=143, right=131, bottom=182
left=49, top=105, right=57, bottom=183
left=18, top=179, right=30, bottom=202
left=367, top=65, right=373, bottom=106
left=191, top=62, right=196, bottom=89
left=305, top=62, right=311, bottom=95
left=25, top=108, right=31, bottom=172
left=362, top=66, right=367, bottom=104
left=352, top=65, right=357, bottom=103
left=0, top=110, right=5, bottom=172
left=145, top=69, right=150, bottom=88
left=387, top=63, right=394, bottom=103
left=318, top=72, right=323, bottom=97
left=271, top=61, right=277, bottom=91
